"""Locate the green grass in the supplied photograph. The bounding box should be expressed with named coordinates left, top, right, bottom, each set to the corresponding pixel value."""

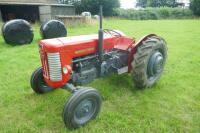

left=0, top=19, right=200, bottom=132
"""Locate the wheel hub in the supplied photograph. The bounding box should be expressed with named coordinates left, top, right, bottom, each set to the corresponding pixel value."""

left=74, top=99, right=95, bottom=124
left=77, top=101, right=92, bottom=118
left=147, top=51, right=164, bottom=79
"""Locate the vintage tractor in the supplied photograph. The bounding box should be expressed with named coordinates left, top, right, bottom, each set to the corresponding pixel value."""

left=30, top=6, right=167, bottom=129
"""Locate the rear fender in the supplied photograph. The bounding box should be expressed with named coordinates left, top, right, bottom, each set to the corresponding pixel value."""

left=128, top=34, right=157, bottom=72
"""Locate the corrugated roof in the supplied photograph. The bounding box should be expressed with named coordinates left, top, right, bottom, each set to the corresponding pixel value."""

left=0, top=1, right=73, bottom=6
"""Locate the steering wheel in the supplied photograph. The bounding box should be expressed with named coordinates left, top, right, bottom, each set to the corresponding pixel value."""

left=103, top=29, right=122, bottom=37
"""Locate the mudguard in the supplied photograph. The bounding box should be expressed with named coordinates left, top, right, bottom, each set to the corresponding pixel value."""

left=128, top=34, right=158, bottom=72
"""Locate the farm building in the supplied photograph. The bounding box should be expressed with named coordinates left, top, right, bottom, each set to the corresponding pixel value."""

left=0, top=0, right=75, bottom=22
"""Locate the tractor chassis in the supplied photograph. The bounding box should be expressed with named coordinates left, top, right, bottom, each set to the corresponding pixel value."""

left=30, top=6, right=167, bottom=129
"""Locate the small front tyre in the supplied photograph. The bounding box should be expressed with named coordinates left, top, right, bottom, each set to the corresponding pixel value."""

left=30, top=67, right=53, bottom=94
left=63, top=87, right=102, bottom=129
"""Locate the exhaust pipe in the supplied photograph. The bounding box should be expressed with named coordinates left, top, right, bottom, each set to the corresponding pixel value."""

left=98, top=5, right=103, bottom=63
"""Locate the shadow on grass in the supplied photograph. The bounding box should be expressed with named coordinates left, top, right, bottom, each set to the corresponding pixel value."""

left=88, top=73, right=152, bottom=101
left=0, top=38, right=34, bottom=49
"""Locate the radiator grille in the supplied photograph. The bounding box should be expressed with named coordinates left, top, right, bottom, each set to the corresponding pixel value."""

left=47, top=53, right=62, bottom=81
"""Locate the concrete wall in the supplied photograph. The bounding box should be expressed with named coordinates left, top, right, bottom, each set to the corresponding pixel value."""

left=51, top=6, right=75, bottom=19
left=39, top=5, right=52, bottom=22
left=39, top=5, right=75, bottom=23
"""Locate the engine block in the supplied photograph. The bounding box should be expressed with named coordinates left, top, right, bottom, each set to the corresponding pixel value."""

left=71, top=49, right=129, bottom=85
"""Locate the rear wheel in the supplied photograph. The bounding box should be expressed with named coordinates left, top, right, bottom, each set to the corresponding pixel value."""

left=132, top=36, right=167, bottom=88
left=63, top=87, right=102, bottom=129
left=30, top=67, right=53, bottom=94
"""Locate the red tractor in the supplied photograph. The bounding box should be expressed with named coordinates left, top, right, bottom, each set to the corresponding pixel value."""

left=31, top=6, right=167, bottom=129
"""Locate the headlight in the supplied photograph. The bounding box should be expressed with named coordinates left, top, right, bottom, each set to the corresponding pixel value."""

left=63, top=66, right=68, bottom=74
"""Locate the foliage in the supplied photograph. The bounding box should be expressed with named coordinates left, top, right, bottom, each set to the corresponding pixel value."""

left=190, top=0, right=200, bottom=16
left=137, top=0, right=178, bottom=7
left=60, top=0, right=120, bottom=16
left=0, top=19, right=200, bottom=132
left=114, top=7, right=194, bottom=20
left=136, top=0, right=147, bottom=7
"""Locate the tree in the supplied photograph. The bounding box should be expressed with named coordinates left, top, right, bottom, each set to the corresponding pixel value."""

left=136, top=0, right=147, bottom=7
left=60, top=0, right=120, bottom=16
left=147, top=0, right=162, bottom=7
left=165, top=0, right=177, bottom=7
left=190, top=0, right=200, bottom=16
left=136, top=0, right=178, bottom=7
left=58, top=0, right=81, bottom=4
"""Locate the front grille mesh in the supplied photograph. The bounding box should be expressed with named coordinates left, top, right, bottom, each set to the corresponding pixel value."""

left=47, top=53, right=62, bottom=81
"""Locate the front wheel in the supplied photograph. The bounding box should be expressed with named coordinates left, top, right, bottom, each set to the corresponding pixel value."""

left=30, top=67, right=53, bottom=94
left=63, top=87, right=102, bottom=129
left=132, top=36, right=167, bottom=88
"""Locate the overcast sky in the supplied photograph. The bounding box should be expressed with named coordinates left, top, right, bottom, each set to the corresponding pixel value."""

left=120, top=0, right=136, bottom=9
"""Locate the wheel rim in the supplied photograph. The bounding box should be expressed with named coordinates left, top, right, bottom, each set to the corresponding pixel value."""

left=147, top=51, right=164, bottom=80
left=74, top=98, right=97, bottom=125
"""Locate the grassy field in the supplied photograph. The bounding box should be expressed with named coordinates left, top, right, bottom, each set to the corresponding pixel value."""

left=0, top=19, right=200, bottom=133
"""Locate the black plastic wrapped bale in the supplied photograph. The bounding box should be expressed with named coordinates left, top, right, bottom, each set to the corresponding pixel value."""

left=2, top=19, right=34, bottom=45
left=40, top=20, right=67, bottom=39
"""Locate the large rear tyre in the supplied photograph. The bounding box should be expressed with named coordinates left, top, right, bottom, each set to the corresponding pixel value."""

left=63, top=87, right=102, bottom=129
left=30, top=67, right=53, bottom=94
left=132, top=36, right=167, bottom=88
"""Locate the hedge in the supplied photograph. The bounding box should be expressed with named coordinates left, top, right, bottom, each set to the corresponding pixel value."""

left=114, top=7, right=194, bottom=20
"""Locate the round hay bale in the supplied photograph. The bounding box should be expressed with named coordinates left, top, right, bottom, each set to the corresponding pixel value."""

left=40, top=20, right=67, bottom=39
left=2, top=19, right=33, bottom=45
left=93, top=15, right=99, bottom=20
left=81, top=12, right=92, bottom=19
